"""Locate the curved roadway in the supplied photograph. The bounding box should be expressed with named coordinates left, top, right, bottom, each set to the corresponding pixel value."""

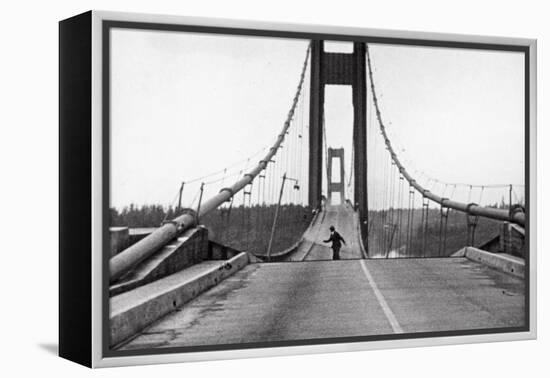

left=285, top=203, right=366, bottom=261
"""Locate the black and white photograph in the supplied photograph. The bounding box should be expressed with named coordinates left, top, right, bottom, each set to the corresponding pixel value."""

left=104, top=21, right=530, bottom=356
left=0, top=0, right=545, bottom=374
left=4, top=0, right=550, bottom=373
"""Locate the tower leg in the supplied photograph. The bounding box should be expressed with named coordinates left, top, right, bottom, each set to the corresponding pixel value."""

left=308, top=40, right=324, bottom=209
left=352, top=42, right=368, bottom=244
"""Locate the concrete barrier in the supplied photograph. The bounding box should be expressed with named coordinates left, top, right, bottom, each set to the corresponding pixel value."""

left=452, top=247, right=524, bottom=278
left=110, top=227, right=209, bottom=296
left=110, top=227, right=130, bottom=258
left=475, top=223, right=526, bottom=258
left=110, top=227, right=157, bottom=258
left=208, top=240, right=243, bottom=260
left=500, top=222, right=525, bottom=258
left=110, top=252, right=249, bottom=347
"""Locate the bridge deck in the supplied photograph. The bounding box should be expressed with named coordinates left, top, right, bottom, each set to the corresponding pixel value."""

left=119, top=257, right=524, bottom=350
left=289, top=203, right=365, bottom=261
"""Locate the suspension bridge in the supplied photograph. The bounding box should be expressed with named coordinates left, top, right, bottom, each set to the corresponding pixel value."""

left=108, top=41, right=526, bottom=350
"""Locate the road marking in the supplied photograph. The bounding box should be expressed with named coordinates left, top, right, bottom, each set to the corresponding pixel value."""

left=359, top=259, right=404, bottom=334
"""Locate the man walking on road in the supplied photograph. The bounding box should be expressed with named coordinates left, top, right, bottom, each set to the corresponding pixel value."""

left=323, top=225, right=346, bottom=260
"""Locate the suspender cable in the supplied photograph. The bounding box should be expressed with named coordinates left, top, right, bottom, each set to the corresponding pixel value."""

left=381, top=151, right=391, bottom=252
left=397, top=175, right=404, bottom=253
left=407, top=187, right=415, bottom=257
left=438, top=205, right=450, bottom=257
left=421, top=196, right=429, bottom=257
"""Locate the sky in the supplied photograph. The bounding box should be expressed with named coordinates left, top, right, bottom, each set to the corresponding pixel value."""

left=365, top=43, right=524, bottom=207
left=110, top=29, right=525, bottom=209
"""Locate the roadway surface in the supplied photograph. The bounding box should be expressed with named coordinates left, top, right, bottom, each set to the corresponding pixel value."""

left=286, top=203, right=365, bottom=261
left=120, top=257, right=525, bottom=350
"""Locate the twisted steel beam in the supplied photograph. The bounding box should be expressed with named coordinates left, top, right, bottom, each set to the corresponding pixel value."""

left=365, top=44, right=525, bottom=227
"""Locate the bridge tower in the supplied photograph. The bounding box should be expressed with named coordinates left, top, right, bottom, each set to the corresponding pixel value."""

left=308, top=41, right=368, bottom=232
left=327, top=147, right=346, bottom=204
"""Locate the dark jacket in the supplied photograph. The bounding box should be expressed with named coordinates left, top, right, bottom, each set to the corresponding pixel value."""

left=324, top=231, right=346, bottom=249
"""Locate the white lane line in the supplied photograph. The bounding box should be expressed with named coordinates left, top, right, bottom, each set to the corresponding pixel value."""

left=359, top=259, right=404, bottom=334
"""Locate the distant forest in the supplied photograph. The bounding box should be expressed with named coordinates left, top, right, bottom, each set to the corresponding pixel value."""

left=110, top=204, right=178, bottom=229
left=110, top=203, right=314, bottom=256
left=110, top=203, right=506, bottom=258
